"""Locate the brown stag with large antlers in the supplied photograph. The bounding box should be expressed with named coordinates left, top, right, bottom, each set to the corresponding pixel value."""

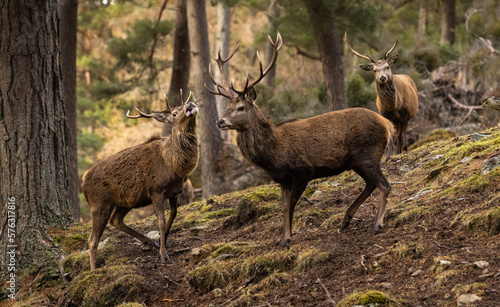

left=83, top=90, right=198, bottom=271
left=345, top=33, right=418, bottom=154
left=206, top=33, right=395, bottom=247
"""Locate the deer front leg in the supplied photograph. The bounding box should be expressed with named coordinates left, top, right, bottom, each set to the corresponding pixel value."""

left=164, top=197, right=178, bottom=246
left=152, top=193, right=168, bottom=263
left=279, top=179, right=308, bottom=247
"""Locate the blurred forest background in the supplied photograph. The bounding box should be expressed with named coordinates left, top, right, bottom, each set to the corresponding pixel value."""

left=75, top=0, right=500, bottom=221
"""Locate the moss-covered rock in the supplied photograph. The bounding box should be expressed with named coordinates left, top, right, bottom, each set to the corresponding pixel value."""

left=338, top=290, right=398, bottom=307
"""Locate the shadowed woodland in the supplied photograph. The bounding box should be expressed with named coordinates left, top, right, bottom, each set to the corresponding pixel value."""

left=0, top=0, right=499, bottom=306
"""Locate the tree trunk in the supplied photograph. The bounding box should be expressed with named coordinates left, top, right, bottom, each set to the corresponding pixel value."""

left=163, top=0, right=190, bottom=137
left=440, top=0, right=456, bottom=45
left=303, top=0, right=347, bottom=111
left=0, top=0, right=74, bottom=272
left=59, top=0, right=80, bottom=220
left=186, top=0, right=225, bottom=198
left=418, top=0, right=427, bottom=40
left=263, top=0, right=280, bottom=88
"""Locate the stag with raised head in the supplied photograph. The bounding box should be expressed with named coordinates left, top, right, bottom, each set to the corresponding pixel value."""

left=206, top=33, right=395, bottom=247
left=83, top=90, right=198, bottom=271
left=345, top=33, right=418, bottom=154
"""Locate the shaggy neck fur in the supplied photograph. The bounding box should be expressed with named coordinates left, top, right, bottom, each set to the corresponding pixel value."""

left=376, top=78, right=399, bottom=110
left=162, top=119, right=198, bottom=177
left=236, top=108, right=277, bottom=170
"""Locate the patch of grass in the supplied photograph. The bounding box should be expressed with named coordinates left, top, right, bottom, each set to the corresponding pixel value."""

left=339, top=290, right=399, bottom=307
left=207, top=208, right=236, bottom=219
left=255, top=272, right=292, bottom=290
left=296, top=248, right=329, bottom=272
left=461, top=206, right=500, bottom=235
left=435, top=270, right=459, bottom=287
left=392, top=205, right=429, bottom=226
left=452, top=283, right=486, bottom=297
left=409, top=129, right=456, bottom=151
left=51, top=225, right=91, bottom=254
left=187, top=249, right=296, bottom=293
left=321, top=212, right=343, bottom=229
left=444, top=132, right=500, bottom=160
left=68, top=265, right=143, bottom=306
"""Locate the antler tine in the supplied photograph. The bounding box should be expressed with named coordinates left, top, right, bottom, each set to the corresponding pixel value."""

left=344, top=32, right=375, bottom=63
left=207, top=43, right=240, bottom=99
left=384, top=36, right=399, bottom=59
left=244, top=32, right=283, bottom=90
left=126, top=107, right=153, bottom=119
left=162, top=92, right=171, bottom=109
left=180, top=89, right=193, bottom=105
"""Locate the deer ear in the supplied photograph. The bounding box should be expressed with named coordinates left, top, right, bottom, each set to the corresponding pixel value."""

left=359, top=63, right=374, bottom=71
left=387, top=53, right=398, bottom=65
left=245, top=87, right=257, bottom=104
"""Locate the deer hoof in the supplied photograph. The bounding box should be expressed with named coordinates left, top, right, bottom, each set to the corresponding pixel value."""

left=371, top=225, right=383, bottom=235
left=278, top=238, right=291, bottom=248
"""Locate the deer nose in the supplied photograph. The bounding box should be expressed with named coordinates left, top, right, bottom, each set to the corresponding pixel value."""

left=379, top=75, right=387, bottom=83
left=216, top=119, right=225, bottom=128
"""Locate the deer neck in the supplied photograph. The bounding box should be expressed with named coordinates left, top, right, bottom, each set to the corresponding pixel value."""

left=236, top=110, right=277, bottom=170
left=163, top=120, right=198, bottom=176
left=375, top=78, right=399, bottom=110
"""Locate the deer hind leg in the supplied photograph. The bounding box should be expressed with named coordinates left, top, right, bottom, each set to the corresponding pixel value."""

left=280, top=179, right=308, bottom=247
left=88, top=203, right=114, bottom=271
left=342, top=181, right=376, bottom=231
left=372, top=167, right=391, bottom=235
left=151, top=193, right=170, bottom=263
left=109, top=206, right=159, bottom=248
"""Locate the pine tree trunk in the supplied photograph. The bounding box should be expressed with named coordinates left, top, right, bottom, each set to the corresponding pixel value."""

left=418, top=1, right=427, bottom=40
left=59, top=0, right=80, bottom=220
left=0, top=0, right=74, bottom=272
left=303, top=0, right=348, bottom=111
left=440, top=0, right=456, bottom=45
left=164, top=0, right=190, bottom=137
left=186, top=0, right=225, bottom=198
left=263, top=0, right=279, bottom=88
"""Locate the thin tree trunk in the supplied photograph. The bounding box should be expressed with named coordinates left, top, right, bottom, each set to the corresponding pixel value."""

left=0, top=0, right=74, bottom=271
left=59, top=0, right=80, bottom=220
left=263, top=0, right=280, bottom=88
left=186, top=0, right=225, bottom=198
left=440, top=0, right=456, bottom=45
left=163, top=0, right=190, bottom=137
left=418, top=1, right=427, bottom=40
left=303, top=0, right=347, bottom=111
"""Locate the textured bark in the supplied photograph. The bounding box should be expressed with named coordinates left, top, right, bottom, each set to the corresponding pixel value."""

left=263, top=0, right=279, bottom=88
left=440, top=0, right=456, bottom=45
left=0, top=0, right=73, bottom=270
left=303, top=0, right=348, bottom=111
left=214, top=3, right=231, bottom=119
left=59, top=0, right=80, bottom=220
left=186, top=0, right=225, bottom=198
left=163, top=0, right=191, bottom=137
left=418, top=1, right=426, bottom=40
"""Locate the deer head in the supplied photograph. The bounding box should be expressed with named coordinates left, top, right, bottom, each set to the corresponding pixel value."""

left=205, top=32, right=283, bottom=131
left=126, top=90, right=197, bottom=125
left=344, top=33, right=399, bottom=85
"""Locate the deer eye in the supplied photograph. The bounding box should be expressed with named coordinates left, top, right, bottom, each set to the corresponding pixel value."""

left=172, top=112, right=177, bottom=117
left=237, top=106, right=245, bottom=112
left=385, top=65, right=390, bottom=69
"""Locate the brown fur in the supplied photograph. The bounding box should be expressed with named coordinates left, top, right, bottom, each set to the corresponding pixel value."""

left=216, top=89, right=395, bottom=247
left=83, top=102, right=198, bottom=271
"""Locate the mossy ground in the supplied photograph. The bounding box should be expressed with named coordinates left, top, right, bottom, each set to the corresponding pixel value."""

left=10, top=125, right=500, bottom=306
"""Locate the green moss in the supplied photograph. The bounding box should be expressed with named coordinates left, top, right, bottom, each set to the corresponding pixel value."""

left=116, top=303, right=144, bottom=307
left=444, top=132, right=500, bottom=160
left=255, top=272, right=292, bottom=290
left=187, top=249, right=296, bottom=293
left=452, top=283, right=486, bottom=297
left=409, top=129, right=456, bottom=151
left=339, top=290, right=398, bottom=307
left=211, top=243, right=240, bottom=258
left=296, top=248, right=329, bottom=272
left=435, top=270, right=459, bottom=287
left=69, top=265, right=143, bottom=306
left=207, top=208, right=236, bottom=219
left=442, top=170, right=499, bottom=197
left=465, top=206, right=500, bottom=235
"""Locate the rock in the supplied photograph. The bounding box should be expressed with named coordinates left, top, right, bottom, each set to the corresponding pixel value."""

left=481, top=155, right=500, bottom=175
left=411, top=269, right=423, bottom=277
left=212, top=288, right=223, bottom=298
left=457, top=294, right=482, bottom=306
left=311, top=191, right=323, bottom=200
left=404, top=188, right=433, bottom=202
left=146, top=230, right=160, bottom=241
left=436, top=259, right=452, bottom=268
left=97, top=237, right=110, bottom=250
left=190, top=225, right=208, bottom=235
left=330, top=182, right=341, bottom=187
left=468, top=133, right=491, bottom=142
left=460, top=157, right=471, bottom=163
left=212, top=253, right=234, bottom=262
left=400, top=166, right=412, bottom=173
left=380, top=282, right=393, bottom=289
left=191, top=247, right=202, bottom=257
left=474, top=260, right=489, bottom=269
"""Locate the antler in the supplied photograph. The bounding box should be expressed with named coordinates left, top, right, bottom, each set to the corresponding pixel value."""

left=344, top=32, right=375, bottom=63
left=126, top=108, right=154, bottom=119
left=162, top=92, right=171, bottom=109
left=384, top=37, right=399, bottom=59
left=231, top=32, right=283, bottom=95
left=179, top=88, right=192, bottom=105
left=205, top=44, right=240, bottom=99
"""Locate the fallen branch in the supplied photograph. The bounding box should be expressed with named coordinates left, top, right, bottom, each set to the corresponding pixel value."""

left=162, top=298, right=185, bottom=302
left=317, top=278, right=336, bottom=305
left=163, top=275, right=184, bottom=287
left=447, top=94, right=482, bottom=110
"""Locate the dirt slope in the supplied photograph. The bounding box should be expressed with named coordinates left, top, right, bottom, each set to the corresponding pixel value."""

left=3, top=125, right=499, bottom=307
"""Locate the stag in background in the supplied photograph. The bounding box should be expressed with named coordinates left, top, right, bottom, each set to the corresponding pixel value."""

left=207, top=33, right=395, bottom=247
left=345, top=33, right=418, bottom=155
left=83, top=91, right=198, bottom=271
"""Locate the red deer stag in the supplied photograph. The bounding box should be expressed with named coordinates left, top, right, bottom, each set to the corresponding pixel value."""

left=345, top=33, right=418, bottom=154
left=206, top=33, right=395, bottom=247
left=83, top=90, right=198, bottom=271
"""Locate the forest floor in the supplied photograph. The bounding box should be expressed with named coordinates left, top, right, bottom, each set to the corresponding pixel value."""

left=2, top=125, right=500, bottom=307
